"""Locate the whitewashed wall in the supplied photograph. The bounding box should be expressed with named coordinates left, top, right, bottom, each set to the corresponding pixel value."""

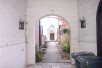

left=0, top=0, right=26, bottom=68
left=26, top=0, right=79, bottom=65
left=78, top=0, right=100, bottom=55
left=0, top=0, right=99, bottom=66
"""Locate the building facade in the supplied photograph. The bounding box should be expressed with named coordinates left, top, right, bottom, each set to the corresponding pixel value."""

left=47, top=25, right=58, bottom=41
left=0, top=0, right=101, bottom=68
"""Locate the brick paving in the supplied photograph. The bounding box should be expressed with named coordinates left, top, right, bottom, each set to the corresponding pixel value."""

left=41, top=42, right=61, bottom=63
left=41, top=42, right=69, bottom=63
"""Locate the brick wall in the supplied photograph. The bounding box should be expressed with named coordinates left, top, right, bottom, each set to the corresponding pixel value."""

left=58, top=18, right=69, bottom=28
left=78, top=0, right=100, bottom=55
left=0, top=0, right=26, bottom=68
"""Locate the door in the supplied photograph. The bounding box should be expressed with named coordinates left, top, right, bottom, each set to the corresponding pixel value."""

left=50, top=33, right=54, bottom=40
left=97, top=0, right=102, bottom=57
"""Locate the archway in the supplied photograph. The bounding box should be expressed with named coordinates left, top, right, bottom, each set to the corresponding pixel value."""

left=97, top=0, right=102, bottom=57
left=26, top=14, right=79, bottom=65
left=26, top=0, right=79, bottom=65
left=35, top=15, right=71, bottom=63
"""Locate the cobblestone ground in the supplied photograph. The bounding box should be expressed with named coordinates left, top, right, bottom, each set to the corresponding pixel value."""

left=26, top=63, right=76, bottom=68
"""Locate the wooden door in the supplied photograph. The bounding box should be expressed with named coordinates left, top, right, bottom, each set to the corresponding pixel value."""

left=97, top=0, right=102, bottom=57
left=50, top=33, right=54, bottom=40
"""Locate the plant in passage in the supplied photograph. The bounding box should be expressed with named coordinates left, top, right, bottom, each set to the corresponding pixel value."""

left=62, top=45, right=70, bottom=52
left=35, top=46, right=43, bottom=62
left=43, top=45, right=47, bottom=48
left=63, top=28, right=70, bottom=33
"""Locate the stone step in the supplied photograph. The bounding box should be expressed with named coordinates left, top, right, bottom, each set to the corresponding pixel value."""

left=26, top=63, right=75, bottom=68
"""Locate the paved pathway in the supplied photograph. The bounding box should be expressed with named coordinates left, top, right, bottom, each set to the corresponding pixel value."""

left=26, top=42, right=75, bottom=68
left=26, top=63, right=75, bottom=68
left=41, top=42, right=61, bottom=63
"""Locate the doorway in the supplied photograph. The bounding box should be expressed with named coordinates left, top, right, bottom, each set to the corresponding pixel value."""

left=97, top=0, right=102, bottom=57
left=50, top=33, right=54, bottom=40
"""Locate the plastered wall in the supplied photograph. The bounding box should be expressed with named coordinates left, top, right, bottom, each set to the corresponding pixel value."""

left=78, top=0, right=100, bottom=55
left=0, top=0, right=26, bottom=68
left=0, top=0, right=100, bottom=66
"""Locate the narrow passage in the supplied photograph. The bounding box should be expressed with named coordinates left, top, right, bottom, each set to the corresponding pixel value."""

left=26, top=42, right=75, bottom=68
left=41, top=42, right=61, bottom=63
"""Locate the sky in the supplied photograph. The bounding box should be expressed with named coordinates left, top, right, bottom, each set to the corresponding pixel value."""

left=40, top=16, right=61, bottom=35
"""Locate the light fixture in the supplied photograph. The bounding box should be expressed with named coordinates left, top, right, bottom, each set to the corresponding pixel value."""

left=19, top=19, right=24, bottom=30
left=80, top=17, right=86, bottom=28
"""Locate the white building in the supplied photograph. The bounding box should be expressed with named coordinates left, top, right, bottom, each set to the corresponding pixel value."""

left=47, top=25, right=58, bottom=41
left=0, top=0, right=101, bottom=68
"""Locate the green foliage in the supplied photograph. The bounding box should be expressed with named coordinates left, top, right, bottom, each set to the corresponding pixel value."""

left=62, top=40, right=70, bottom=52
left=63, top=28, right=70, bottom=33
left=43, top=45, right=47, bottom=48
left=36, top=51, right=43, bottom=62
left=35, top=46, right=43, bottom=62
left=62, top=45, right=70, bottom=52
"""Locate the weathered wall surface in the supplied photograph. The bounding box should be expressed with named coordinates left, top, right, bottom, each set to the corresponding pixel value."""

left=26, top=0, right=79, bottom=64
left=78, top=0, right=100, bottom=55
left=0, top=0, right=26, bottom=68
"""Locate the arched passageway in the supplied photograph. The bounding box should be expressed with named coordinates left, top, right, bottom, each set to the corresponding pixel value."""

left=0, top=0, right=101, bottom=68
left=26, top=0, right=79, bottom=65
left=26, top=13, right=79, bottom=64
left=35, top=15, right=71, bottom=63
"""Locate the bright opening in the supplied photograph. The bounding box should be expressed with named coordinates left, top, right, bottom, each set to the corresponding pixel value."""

left=35, top=15, right=70, bottom=63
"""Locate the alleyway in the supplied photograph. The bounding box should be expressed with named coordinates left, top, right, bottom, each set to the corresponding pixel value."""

left=41, top=42, right=61, bottom=63
left=26, top=42, right=75, bottom=68
left=27, top=42, right=75, bottom=68
left=41, top=42, right=70, bottom=63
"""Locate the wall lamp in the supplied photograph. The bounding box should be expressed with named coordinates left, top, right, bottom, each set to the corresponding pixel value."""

left=80, top=17, right=86, bottom=28
left=19, top=19, right=24, bottom=30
